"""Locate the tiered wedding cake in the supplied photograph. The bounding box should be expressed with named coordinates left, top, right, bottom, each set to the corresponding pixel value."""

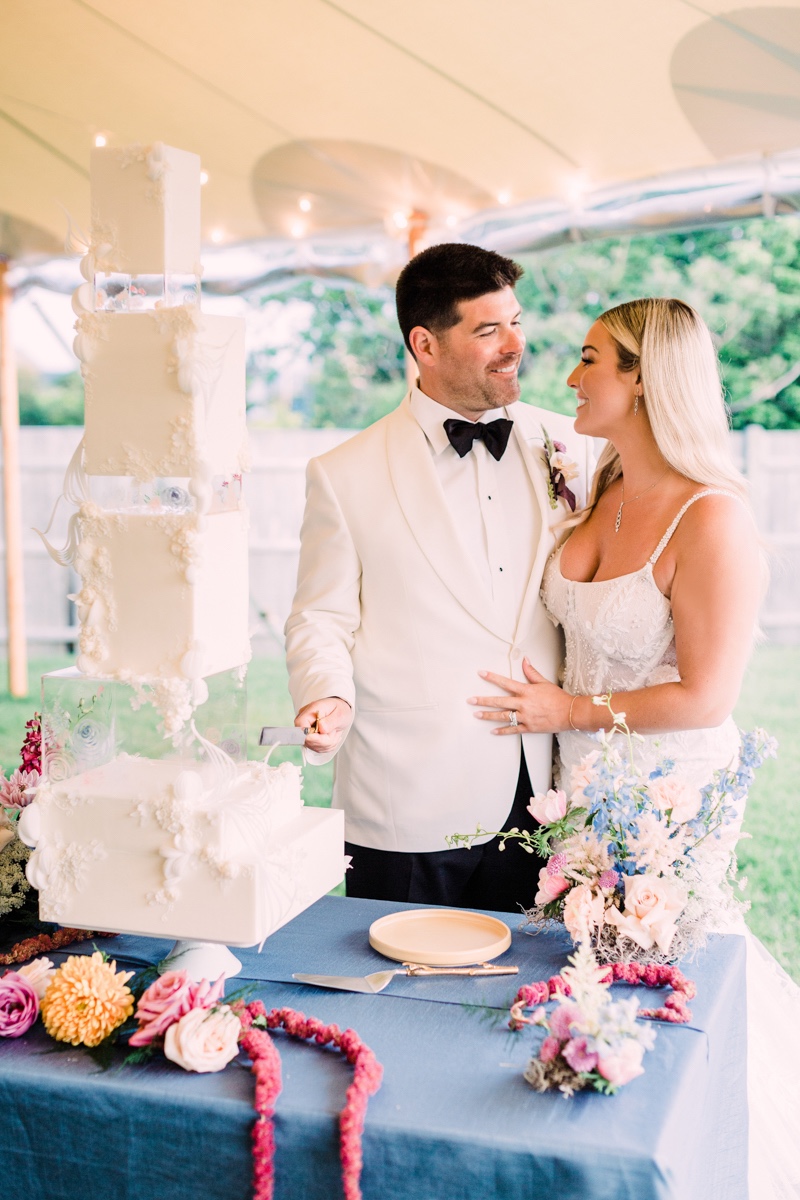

left=19, top=144, right=345, bottom=964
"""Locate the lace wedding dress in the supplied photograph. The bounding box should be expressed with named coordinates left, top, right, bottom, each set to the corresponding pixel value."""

left=541, top=490, right=800, bottom=1200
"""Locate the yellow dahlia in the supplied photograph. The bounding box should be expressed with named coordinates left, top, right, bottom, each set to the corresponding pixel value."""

left=40, top=952, right=135, bottom=1047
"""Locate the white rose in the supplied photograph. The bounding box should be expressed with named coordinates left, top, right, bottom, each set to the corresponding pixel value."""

left=648, top=776, right=702, bottom=825
left=17, top=957, right=57, bottom=999
left=163, top=1006, right=241, bottom=1073
left=607, top=874, right=686, bottom=954
left=549, top=452, right=580, bottom=482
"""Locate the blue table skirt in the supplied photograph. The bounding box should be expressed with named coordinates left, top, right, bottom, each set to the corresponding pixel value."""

left=1, top=895, right=747, bottom=1200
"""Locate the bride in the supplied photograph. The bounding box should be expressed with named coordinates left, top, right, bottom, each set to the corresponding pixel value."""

left=469, top=298, right=799, bottom=1200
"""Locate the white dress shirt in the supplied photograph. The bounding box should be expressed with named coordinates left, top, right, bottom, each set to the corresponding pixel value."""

left=409, top=385, right=539, bottom=633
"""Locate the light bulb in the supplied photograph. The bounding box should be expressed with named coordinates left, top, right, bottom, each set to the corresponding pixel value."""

left=445, top=214, right=458, bottom=228
left=290, top=219, right=306, bottom=238
left=392, top=211, right=409, bottom=230
left=95, top=134, right=107, bottom=148
left=299, top=197, right=312, bottom=212
left=496, top=190, right=511, bottom=206
left=200, top=170, right=209, bottom=185
left=210, top=228, right=225, bottom=244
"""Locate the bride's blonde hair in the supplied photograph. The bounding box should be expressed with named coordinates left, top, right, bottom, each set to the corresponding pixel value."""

left=585, top=297, right=750, bottom=511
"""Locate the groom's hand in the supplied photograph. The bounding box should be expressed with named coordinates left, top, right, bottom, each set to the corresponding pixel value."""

left=295, top=697, right=353, bottom=754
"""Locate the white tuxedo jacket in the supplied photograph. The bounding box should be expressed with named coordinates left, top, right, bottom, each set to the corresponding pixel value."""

left=285, top=395, right=593, bottom=852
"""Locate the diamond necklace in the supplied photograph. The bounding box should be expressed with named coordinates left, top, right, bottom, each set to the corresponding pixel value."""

left=614, top=470, right=669, bottom=534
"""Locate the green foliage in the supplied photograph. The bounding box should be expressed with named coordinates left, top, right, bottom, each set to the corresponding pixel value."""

left=18, top=369, right=84, bottom=426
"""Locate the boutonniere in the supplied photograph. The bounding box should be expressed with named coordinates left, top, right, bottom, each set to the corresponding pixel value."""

left=541, top=425, right=578, bottom=511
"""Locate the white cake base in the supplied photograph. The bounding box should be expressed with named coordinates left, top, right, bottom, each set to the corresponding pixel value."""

left=163, top=941, right=243, bottom=981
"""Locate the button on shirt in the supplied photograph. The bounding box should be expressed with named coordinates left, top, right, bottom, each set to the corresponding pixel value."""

left=409, top=385, right=540, bottom=633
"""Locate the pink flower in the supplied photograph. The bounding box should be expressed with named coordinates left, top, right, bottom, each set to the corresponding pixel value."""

left=528, top=788, right=568, bottom=825
left=129, top=970, right=226, bottom=1047
left=164, top=1006, right=241, bottom=1073
left=16, top=957, right=56, bottom=999
left=548, top=1001, right=585, bottom=1042
left=568, top=751, right=601, bottom=799
left=0, top=970, right=39, bottom=1037
left=0, top=768, right=39, bottom=810
left=563, top=884, right=605, bottom=941
left=606, top=874, right=686, bottom=954
left=648, top=776, right=702, bottom=825
left=535, top=866, right=569, bottom=904
left=562, top=1037, right=598, bottom=1073
left=539, top=1036, right=561, bottom=1062
left=597, top=1040, right=646, bottom=1086
left=598, top=869, right=620, bottom=890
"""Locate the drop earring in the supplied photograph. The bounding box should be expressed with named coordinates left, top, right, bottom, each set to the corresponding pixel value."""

left=634, top=392, right=639, bottom=416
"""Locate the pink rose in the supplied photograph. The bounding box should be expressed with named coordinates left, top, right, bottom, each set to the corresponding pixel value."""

left=163, top=1006, right=241, bottom=1073
left=597, top=1040, right=646, bottom=1086
left=17, top=957, right=56, bottom=999
left=129, top=970, right=226, bottom=1047
left=648, top=777, right=701, bottom=825
left=562, top=1037, right=598, bottom=1073
left=563, top=884, right=605, bottom=941
left=548, top=1001, right=585, bottom=1042
left=527, top=789, right=568, bottom=825
left=535, top=866, right=569, bottom=904
left=0, top=970, right=39, bottom=1038
left=539, top=1036, right=561, bottom=1063
left=606, top=874, right=686, bottom=954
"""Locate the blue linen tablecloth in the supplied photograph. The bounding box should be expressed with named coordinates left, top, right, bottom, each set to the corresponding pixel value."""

left=1, top=895, right=747, bottom=1200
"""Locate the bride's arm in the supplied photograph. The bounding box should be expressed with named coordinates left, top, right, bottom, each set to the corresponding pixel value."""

left=470, top=495, right=763, bottom=735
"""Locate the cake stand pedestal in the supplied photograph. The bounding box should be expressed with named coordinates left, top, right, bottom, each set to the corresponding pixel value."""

left=162, top=940, right=243, bottom=981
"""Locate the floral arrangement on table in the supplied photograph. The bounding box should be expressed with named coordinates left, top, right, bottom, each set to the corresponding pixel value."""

left=450, top=701, right=777, bottom=963
left=0, top=950, right=383, bottom=1200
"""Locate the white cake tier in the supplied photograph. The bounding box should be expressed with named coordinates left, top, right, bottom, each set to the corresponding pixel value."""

left=19, top=755, right=346, bottom=947
left=77, top=307, right=249, bottom=480
left=74, top=505, right=251, bottom=681
left=90, top=144, right=201, bottom=276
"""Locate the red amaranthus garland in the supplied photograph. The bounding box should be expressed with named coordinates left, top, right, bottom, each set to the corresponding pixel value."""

left=509, top=961, right=696, bottom=1031
left=236, top=999, right=383, bottom=1200
left=0, top=927, right=118, bottom=967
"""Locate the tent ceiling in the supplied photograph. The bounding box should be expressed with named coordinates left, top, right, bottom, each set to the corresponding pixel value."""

left=2, top=0, right=800, bottom=262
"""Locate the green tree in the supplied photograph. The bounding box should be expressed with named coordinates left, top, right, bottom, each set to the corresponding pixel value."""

left=18, top=369, right=84, bottom=425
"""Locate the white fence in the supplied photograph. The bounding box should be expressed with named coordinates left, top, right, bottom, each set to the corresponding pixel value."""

left=0, top=425, right=798, bottom=657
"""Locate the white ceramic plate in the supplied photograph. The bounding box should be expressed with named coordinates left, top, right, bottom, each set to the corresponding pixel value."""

left=368, top=908, right=512, bottom=966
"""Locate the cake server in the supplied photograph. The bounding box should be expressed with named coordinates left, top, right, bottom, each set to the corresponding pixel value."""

left=292, top=962, right=519, bottom=994
left=259, top=725, right=309, bottom=745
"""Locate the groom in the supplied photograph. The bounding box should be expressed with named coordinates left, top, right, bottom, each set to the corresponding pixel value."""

left=285, top=243, right=592, bottom=911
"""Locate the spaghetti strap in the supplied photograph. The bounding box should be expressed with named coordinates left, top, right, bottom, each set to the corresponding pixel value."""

left=648, top=489, right=738, bottom=565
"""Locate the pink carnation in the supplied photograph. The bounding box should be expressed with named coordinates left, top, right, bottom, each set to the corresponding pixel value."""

left=548, top=1002, right=585, bottom=1042
left=539, top=1036, right=561, bottom=1063
left=0, top=970, right=39, bottom=1038
left=129, top=970, right=226, bottom=1047
left=562, top=1037, right=598, bottom=1074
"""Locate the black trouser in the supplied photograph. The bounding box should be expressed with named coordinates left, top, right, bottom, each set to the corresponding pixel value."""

left=344, top=752, right=547, bottom=913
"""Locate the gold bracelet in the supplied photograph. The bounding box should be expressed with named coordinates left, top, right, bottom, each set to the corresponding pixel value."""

left=568, top=694, right=579, bottom=732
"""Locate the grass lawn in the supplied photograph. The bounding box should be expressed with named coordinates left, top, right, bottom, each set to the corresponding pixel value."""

left=2, top=648, right=797, bottom=979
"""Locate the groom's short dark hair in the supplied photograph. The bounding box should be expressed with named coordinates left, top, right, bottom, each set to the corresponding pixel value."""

left=395, top=243, right=524, bottom=355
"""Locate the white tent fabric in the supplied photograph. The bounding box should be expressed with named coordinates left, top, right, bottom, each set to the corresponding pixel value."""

left=3, top=0, right=800, bottom=263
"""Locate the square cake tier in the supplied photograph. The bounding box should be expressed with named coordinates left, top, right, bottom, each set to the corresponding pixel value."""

left=91, top=144, right=201, bottom=276
left=74, top=506, right=251, bottom=681
left=78, top=307, right=248, bottom=480
left=21, top=755, right=346, bottom=946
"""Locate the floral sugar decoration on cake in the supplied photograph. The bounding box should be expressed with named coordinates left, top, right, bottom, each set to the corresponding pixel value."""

left=450, top=702, right=777, bottom=963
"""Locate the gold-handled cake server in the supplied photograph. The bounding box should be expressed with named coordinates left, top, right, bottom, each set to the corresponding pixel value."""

left=292, top=962, right=519, bottom=994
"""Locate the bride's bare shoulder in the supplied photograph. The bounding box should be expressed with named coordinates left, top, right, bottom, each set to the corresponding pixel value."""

left=674, top=488, right=759, bottom=558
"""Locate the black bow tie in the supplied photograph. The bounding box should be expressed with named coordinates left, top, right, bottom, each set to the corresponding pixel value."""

left=443, top=417, right=514, bottom=461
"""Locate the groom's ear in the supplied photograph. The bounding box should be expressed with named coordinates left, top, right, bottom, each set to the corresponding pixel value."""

left=408, top=325, right=437, bottom=365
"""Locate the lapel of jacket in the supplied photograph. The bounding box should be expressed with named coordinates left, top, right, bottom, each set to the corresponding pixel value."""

left=511, top=413, right=562, bottom=644
left=386, top=396, right=511, bottom=641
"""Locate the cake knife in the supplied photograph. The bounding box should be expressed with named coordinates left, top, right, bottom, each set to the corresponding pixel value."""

left=259, top=725, right=310, bottom=745
left=292, top=963, right=519, bottom=994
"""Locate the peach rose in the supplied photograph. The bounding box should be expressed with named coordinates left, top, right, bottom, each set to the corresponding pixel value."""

left=597, top=1040, right=646, bottom=1086
left=535, top=866, right=569, bottom=904
left=528, top=789, right=568, bottom=825
left=562, top=884, right=605, bottom=941
left=649, top=777, right=702, bottom=825
left=163, top=1005, right=241, bottom=1074
left=17, top=957, right=56, bottom=999
left=607, top=874, right=686, bottom=954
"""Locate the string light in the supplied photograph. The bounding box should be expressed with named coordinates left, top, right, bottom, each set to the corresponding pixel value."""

left=496, top=190, right=511, bottom=206
left=289, top=219, right=306, bottom=238
left=95, top=135, right=107, bottom=148
left=445, top=214, right=458, bottom=228
left=392, top=211, right=409, bottom=229
left=298, top=197, right=312, bottom=212
left=210, top=228, right=225, bottom=244
left=200, top=170, right=209, bottom=185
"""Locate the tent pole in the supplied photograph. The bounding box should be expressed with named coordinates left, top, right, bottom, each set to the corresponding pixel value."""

left=405, top=210, right=428, bottom=390
left=0, top=259, right=28, bottom=699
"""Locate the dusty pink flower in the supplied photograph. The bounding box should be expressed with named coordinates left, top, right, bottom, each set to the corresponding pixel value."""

left=563, top=884, right=605, bottom=941
left=568, top=751, right=601, bottom=799
left=0, top=970, right=39, bottom=1037
left=597, top=1040, right=646, bottom=1086
left=164, top=1006, right=241, bottom=1073
left=648, top=776, right=702, bottom=825
left=598, top=869, right=620, bottom=890
left=606, top=874, right=686, bottom=954
left=16, top=957, right=56, bottom=999
left=129, top=970, right=226, bottom=1047
left=562, top=1037, right=598, bottom=1073
left=528, top=788, right=568, bottom=825
left=535, top=866, right=569, bottom=904
left=539, top=1035, right=561, bottom=1063
left=549, top=1002, right=585, bottom=1042
left=0, top=768, right=39, bottom=811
